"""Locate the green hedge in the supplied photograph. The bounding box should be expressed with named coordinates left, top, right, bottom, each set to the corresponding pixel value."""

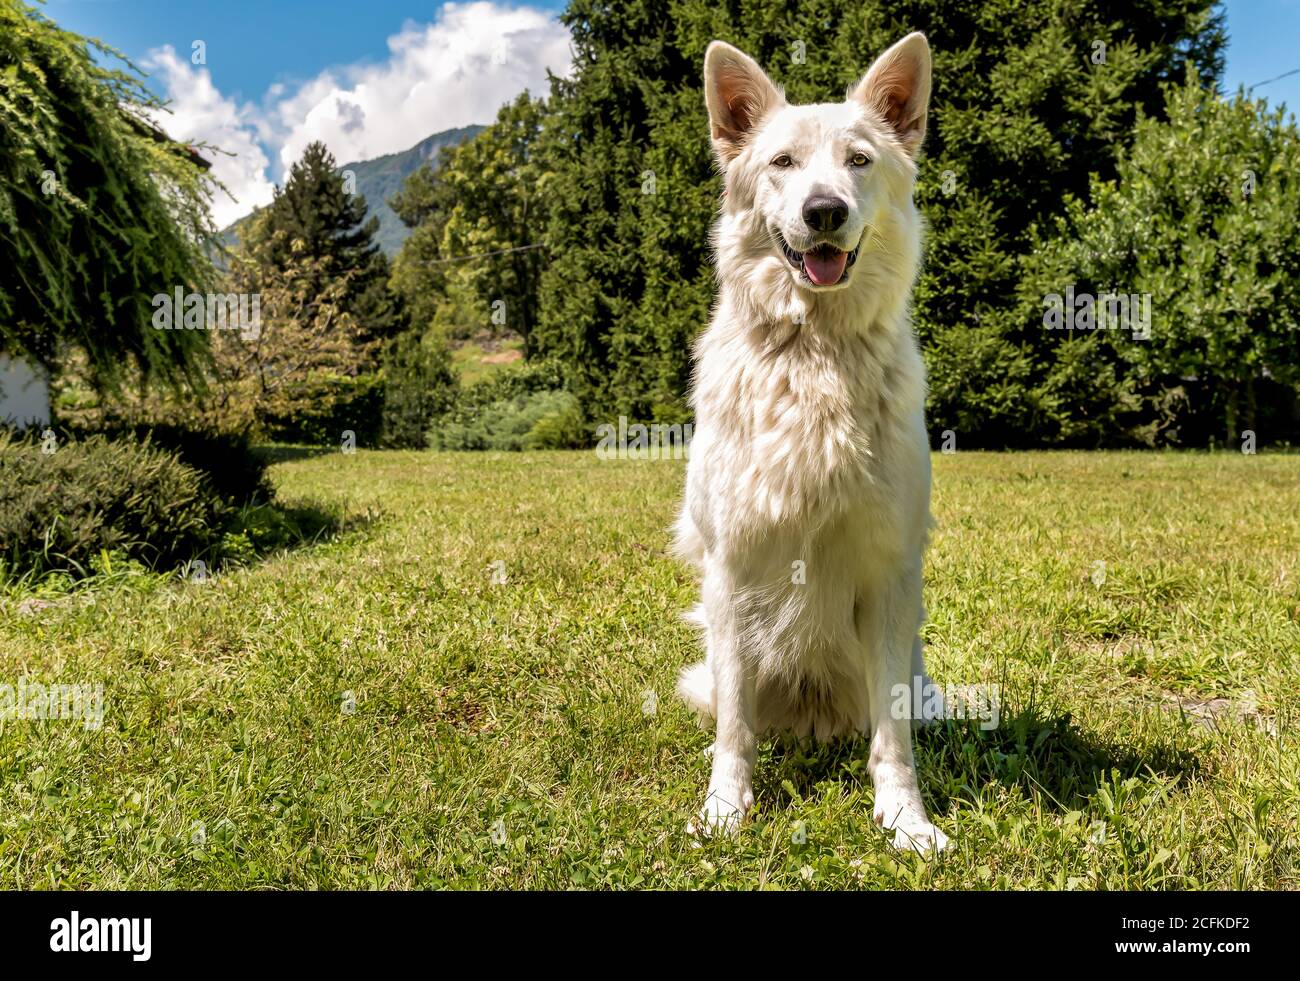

left=430, top=388, right=585, bottom=451
left=0, top=432, right=219, bottom=578
left=67, top=421, right=274, bottom=505
left=259, top=373, right=385, bottom=448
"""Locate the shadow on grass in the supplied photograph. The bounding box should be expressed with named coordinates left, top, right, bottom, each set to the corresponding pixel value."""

left=253, top=444, right=338, bottom=465
left=753, top=707, right=1202, bottom=814
left=215, top=496, right=380, bottom=570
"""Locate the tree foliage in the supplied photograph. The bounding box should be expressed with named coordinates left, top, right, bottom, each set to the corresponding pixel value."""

left=206, top=224, right=377, bottom=436
left=0, top=0, right=221, bottom=389
left=397, top=0, right=1252, bottom=445
left=254, top=140, right=405, bottom=353
left=391, top=93, right=550, bottom=347
left=1020, top=75, right=1300, bottom=445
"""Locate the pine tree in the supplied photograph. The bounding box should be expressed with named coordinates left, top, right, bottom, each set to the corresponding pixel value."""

left=532, top=0, right=684, bottom=423
left=256, top=141, right=405, bottom=355
left=260, top=142, right=377, bottom=275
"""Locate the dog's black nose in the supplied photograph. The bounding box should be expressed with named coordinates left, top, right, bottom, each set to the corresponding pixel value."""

left=802, top=196, right=848, bottom=233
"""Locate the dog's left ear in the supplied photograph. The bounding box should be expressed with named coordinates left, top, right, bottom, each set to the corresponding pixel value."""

left=851, top=32, right=931, bottom=155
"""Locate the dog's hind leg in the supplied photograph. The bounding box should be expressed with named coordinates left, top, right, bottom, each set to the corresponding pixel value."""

left=677, top=602, right=717, bottom=724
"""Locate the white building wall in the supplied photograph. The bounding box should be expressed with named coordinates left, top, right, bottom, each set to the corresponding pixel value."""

left=0, top=353, right=51, bottom=430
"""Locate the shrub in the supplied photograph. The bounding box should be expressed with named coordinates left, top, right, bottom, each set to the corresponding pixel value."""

left=67, top=421, right=274, bottom=505
left=447, top=359, right=568, bottom=417
left=431, top=389, right=583, bottom=451
left=0, top=432, right=220, bottom=579
left=380, top=331, right=458, bottom=449
left=1020, top=76, right=1300, bottom=446
left=524, top=392, right=587, bottom=449
left=428, top=359, right=583, bottom=450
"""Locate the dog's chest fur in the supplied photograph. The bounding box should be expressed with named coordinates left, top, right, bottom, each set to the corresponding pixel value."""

left=679, top=304, right=927, bottom=735
left=689, top=311, right=913, bottom=545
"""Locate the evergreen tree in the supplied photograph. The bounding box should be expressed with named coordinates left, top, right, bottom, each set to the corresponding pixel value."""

left=260, top=141, right=378, bottom=275
left=531, top=0, right=1225, bottom=436
left=532, top=0, right=688, bottom=423
left=257, top=141, right=405, bottom=354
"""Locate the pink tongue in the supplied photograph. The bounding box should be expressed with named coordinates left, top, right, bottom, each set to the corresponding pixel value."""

left=803, top=249, right=847, bottom=285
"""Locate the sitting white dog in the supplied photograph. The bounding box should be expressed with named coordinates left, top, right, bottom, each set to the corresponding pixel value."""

left=674, top=32, right=948, bottom=853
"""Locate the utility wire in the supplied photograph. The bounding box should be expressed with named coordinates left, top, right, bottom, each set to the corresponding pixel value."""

left=421, top=242, right=545, bottom=265
left=1249, top=67, right=1300, bottom=89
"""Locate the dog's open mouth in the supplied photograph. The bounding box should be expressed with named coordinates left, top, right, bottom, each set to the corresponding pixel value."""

left=777, top=233, right=858, bottom=286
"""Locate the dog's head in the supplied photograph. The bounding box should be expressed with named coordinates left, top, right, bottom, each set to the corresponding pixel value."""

left=704, top=34, right=930, bottom=301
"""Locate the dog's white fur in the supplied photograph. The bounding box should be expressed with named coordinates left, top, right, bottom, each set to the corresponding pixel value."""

left=675, top=33, right=949, bottom=853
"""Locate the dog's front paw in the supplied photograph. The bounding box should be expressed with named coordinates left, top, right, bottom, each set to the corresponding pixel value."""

left=890, top=821, right=950, bottom=855
left=873, top=790, right=949, bottom=855
left=689, top=786, right=753, bottom=838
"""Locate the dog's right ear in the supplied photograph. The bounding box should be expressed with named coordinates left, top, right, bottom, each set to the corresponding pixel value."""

left=703, top=41, right=783, bottom=164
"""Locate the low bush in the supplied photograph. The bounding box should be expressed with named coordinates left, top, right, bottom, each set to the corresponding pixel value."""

left=523, top=392, right=587, bottom=449
left=430, top=389, right=585, bottom=451
left=0, top=432, right=219, bottom=579
left=69, top=421, right=274, bottom=505
left=429, top=359, right=588, bottom=450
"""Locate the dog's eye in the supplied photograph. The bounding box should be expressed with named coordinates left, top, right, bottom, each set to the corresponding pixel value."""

left=770, top=153, right=794, bottom=168
left=850, top=152, right=871, bottom=167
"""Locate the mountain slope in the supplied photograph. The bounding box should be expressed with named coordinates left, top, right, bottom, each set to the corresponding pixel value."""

left=339, top=125, right=483, bottom=255
left=220, top=124, right=484, bottom=257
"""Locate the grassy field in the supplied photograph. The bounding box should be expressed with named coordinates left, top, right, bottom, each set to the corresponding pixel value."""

left=1, top=450, right=1297, bottom=889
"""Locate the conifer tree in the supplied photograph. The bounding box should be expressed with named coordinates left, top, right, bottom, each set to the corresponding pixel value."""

left=257, top=141, right=404, bottom=354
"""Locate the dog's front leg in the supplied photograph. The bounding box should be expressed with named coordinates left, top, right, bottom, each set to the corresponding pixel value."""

left=863, top=565, right=949, bottom=854
left=696, top=575, right=756, bottom=835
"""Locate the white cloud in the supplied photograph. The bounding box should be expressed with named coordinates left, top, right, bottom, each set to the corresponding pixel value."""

left=142, top=46, right=276, bottom=229
left=142, top=3, right=571, bottom=228
left=271, top=2, right=571, bottom=168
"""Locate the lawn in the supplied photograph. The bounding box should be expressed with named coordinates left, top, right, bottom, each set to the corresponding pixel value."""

left=1, top=450, right=1297, bottom=889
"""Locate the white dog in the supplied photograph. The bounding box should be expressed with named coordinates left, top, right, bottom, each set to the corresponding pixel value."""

left=674, top=33, right=948, bottom=853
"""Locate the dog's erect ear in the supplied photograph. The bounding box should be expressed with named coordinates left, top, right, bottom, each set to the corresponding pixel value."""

left=850, top=32, right=931, bottom=155
left=703, top=41, right=783, bottom=164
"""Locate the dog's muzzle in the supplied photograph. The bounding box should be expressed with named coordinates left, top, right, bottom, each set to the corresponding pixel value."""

left=776, top=231, right=859, bottom=286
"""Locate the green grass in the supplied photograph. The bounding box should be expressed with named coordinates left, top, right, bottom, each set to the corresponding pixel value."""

left=448, top=333, right=525, bottom=386
left=1, top=450, right=1297, bottom=889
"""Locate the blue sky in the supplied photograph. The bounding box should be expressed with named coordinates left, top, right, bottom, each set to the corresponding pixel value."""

left=45, top=1, right=569, bottom=106
left=37, top=0, right=1300, bottom=226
